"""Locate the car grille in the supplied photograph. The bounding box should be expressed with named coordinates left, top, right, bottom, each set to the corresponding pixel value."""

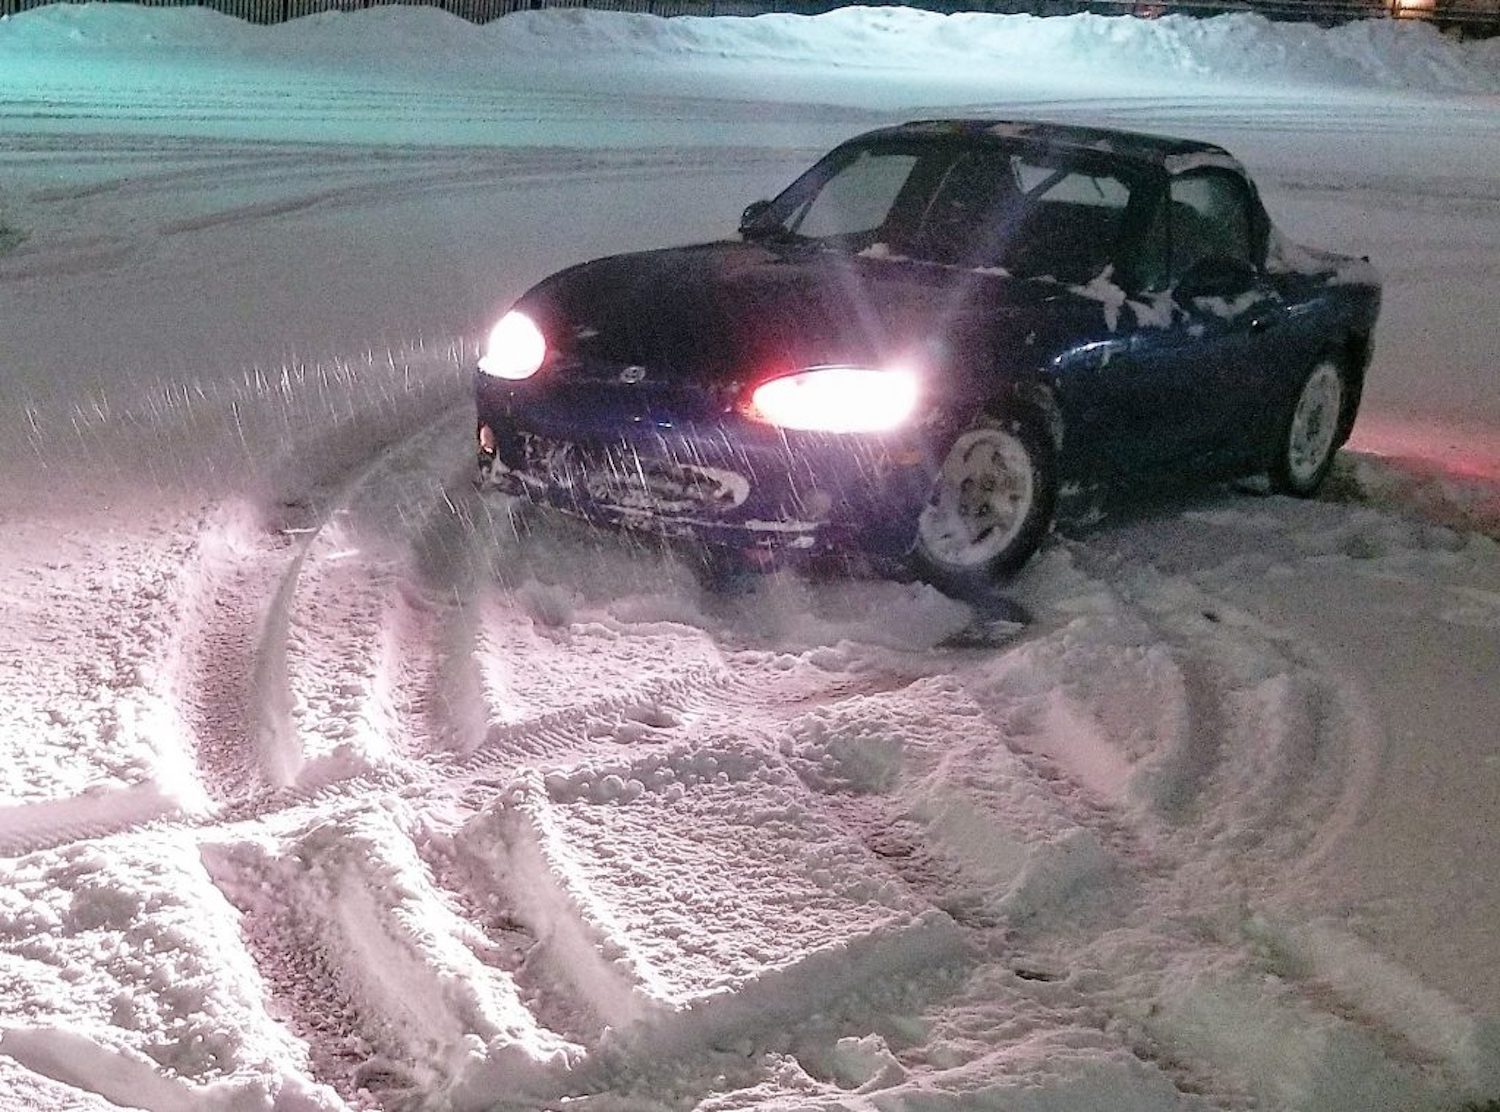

left=511, top=433, right=751, bottom=518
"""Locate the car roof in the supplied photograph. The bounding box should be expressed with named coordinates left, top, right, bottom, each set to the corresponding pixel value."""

left=856, top=119, right=1242, bottom=173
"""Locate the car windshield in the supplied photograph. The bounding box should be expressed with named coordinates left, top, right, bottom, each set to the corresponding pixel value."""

left=753, top=139, right=1137, bottom=284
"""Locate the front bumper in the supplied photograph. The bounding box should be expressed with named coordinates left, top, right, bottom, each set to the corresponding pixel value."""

left=476, top=375, right=938, bottom=556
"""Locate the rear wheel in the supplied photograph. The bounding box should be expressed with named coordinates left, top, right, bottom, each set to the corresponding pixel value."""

left=1271, top=358, right=1347, bottom=496
left=913, top=416, right=1056, bottom=589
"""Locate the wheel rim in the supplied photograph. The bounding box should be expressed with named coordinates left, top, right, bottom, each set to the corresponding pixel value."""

left=917, top=427, right=1036, bottom=569
left=1287, top=362, right=1344, bottom=486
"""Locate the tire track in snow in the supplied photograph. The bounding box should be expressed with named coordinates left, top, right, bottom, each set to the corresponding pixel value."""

left=36, top=385, right=471, bottom=835
left=705, top=545, right=1462, bottom=1110
left=0, top=529, right=213, bottom=859
left=3, top=139, right=804, bottom=287
left=210, top=401, right=477, bottom=796
left=173, top=515, right=303, bottom=802
left=4, top=381, right=1484, bottom=1110
left=755, top=664, right=1228, bottom=1104
left=380, top=517, right=1430, bottom=1107
left=956, top=555, right=1464, bottom=1108
left=251, top=470, right=1463, bottom=1104
left=0, top=407, right=527, bottom=1099
left=153, top=151, right=786, bottom=237
left=1102, top=588, right=1488, bottom=1100
left=37, top=406, right=781, bottom=1099
left=0, top=424, right=447, bottom=854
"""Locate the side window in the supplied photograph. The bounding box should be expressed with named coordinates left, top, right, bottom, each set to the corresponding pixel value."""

left=999, top=161, right=1133, bottom=282
left=914, top=149, right=1013, bottom=264
left=791, top=151, right=918, bottom=239
left=1169, top=171, right=1254, bottom=278
left=928, top=149, right=1012, bottom=214
left=1019, top=164, right=1131, bottom=209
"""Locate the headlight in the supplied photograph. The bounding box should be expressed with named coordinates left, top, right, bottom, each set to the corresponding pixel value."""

left=479, top=310, right=546, bottom=380
left=746, top=365, right=919, bottom=433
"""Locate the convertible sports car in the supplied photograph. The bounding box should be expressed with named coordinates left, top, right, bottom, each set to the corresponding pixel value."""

left=475, top=119, right=1380, bottom=587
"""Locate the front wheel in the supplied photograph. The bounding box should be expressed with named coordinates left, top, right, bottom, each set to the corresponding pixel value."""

left=912, top=416, right=1057, bottom=590
left=1270, top=358, right=1347, bottom=496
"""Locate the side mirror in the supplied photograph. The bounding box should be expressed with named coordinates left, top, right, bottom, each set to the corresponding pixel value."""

left=1178, top=255, right=1258, bottom=302
left=739, top=199, right=773, bottom=239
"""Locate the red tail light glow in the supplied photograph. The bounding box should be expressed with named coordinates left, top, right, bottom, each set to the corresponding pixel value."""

left=747, top=365, right=919, bottom=433
left=479, top=310, right=546, bottom=380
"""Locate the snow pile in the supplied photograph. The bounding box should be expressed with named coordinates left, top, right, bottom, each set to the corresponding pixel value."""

left=490, top=6, right=1500, bottom=92
left=4, top=2, right=1499, bottom=94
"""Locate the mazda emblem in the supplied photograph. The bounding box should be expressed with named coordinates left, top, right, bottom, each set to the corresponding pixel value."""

left=619, top=365, right=647, bottom=384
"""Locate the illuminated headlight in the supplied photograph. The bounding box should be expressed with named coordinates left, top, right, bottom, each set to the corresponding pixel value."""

left=479, top=310, right=546, bottom=380
left=747, top=365, right=919, bottom=433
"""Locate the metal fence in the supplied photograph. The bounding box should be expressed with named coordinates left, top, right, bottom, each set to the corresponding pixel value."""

left=0, top=0, right=822, bottom=17
left=0, top=0, right=1494, bottom=36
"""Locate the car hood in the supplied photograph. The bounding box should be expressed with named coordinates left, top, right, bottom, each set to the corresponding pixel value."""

left=520, top=240, right=1051, bottom=389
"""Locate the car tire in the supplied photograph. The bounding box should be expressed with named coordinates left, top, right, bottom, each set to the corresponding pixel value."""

left=1270, top=356, right=1348, bottom=497
left=912, top=414, right=1057, bottom=591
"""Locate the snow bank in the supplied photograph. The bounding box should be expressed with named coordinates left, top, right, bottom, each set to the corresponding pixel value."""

left=4, top=2, right=1498, bottom=95
left=490, top=6, right=1500, bottom=92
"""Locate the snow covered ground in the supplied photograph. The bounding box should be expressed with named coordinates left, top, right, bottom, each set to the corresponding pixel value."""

left=0, top=4, right=1497, bottom=1109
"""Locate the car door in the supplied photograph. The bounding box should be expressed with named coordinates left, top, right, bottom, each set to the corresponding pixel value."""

left=990, top=155, right=1201, bottom=476
left=1124, top=168, right=1285, bottom=464
left=1042, top=167, right=1225, bottom=475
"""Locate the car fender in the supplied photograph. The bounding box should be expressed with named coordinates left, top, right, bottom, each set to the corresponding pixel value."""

left=994, top=379, right=1065, bottom=455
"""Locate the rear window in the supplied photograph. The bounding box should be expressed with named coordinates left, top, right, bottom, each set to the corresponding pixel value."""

left=994, top=160, right=1133, bottom=281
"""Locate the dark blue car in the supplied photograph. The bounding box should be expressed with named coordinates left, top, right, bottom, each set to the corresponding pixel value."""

left=475, top=120, right=1380, bottom=587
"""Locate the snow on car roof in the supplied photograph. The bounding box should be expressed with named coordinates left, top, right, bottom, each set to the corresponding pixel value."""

left=871, top=118, right=1236, bottom=169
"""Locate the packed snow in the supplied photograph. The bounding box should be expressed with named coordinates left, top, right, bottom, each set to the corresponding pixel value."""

left=1, top=3, right=1498, bottom=1110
